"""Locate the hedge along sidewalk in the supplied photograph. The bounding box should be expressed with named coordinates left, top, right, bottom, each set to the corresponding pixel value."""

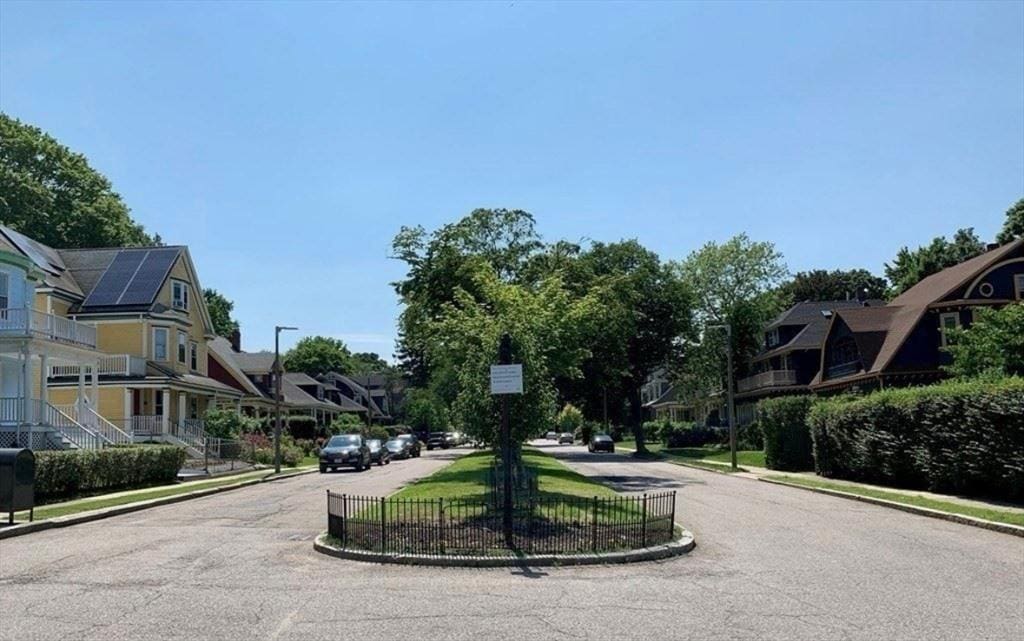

left=0, top=465, right=319, bottom=540
left=760, top=474, right=1024, bottom=536
left=614, top=442, right=761, bottom=474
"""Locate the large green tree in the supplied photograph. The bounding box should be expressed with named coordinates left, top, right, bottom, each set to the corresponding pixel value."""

left=885, top=228, right=985, bottom=295
left=283, top=336, right=353, bottom=377
left=674, top=235, right=787, bottom=418
left=778, top=269, right=887, bottom=305
left=0, top=113, right=156, bottom=248
left=996, top=198, right=1024, bottom=245
left=203, top=289, right=239, bottom=337
left=943, top=304, right=1024, bottom=379
left=556, top=240, right=693, bottom=452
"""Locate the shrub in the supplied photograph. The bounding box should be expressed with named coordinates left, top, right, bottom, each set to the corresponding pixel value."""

left=664, top=422, right=718, bottom=448
left=808, top=378, right=1024, bottom=499
left=737, top=420, right=764, bottom=451
left=34, top=445, right=187, bottom=500
left=204, top=408, right=262, bottom=439
left=329, top=413, right=364, bottom=435
left=556, top=404, right=584, bottom=434
left=758, top=396, right=815, bottom=471
left=287, top=415, right=318, bottom=440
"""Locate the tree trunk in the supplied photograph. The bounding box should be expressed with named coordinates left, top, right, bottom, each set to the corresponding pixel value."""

left=628, top=386, right=647, bottom=454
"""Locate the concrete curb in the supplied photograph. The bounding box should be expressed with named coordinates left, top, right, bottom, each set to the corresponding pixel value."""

left=312, top=527, right=695, bottom=567
left=758, top=477, right=1024, bottom=538
left=0, top=467, right=319, bottom=541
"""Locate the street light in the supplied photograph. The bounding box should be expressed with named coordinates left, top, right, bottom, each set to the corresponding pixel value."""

left=274, top=325, right=298, bottom=473
left=707, top=323, right=737, bottom=470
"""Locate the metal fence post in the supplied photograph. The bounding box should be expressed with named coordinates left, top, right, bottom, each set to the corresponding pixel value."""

left=669, top=490, right=676, bottom=539
left=591, top=496, right=599, bottom=552
left=641, top=493, right=648, bottom=548
left=204, top=437, right=209, bottom=474
left=341, top=494, right=348, bottom=547
left=380, top=497, right=387, bottom=553
left=438, top=497, right=445, bottom=555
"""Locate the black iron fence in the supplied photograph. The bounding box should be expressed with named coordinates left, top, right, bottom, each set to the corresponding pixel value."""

left=326, top=490, right=676, bottom=555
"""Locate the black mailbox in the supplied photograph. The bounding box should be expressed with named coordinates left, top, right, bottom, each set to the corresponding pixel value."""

left=0, top=448, right=35, bottom=524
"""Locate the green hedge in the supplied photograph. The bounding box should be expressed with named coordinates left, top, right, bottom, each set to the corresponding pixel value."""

left=35, top=445, right=187, bottom=500
left=758, top=396, right=815, bottom=471
left=808, top=378, right=1024, bottom=499
left=287, top=415, right=319, bottom=440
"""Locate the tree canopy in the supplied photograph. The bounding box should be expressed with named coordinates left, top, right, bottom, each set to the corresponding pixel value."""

left=283, top=336, right=353, bottom=378
left=778, top=269, right=887, bottom=305
left=943, top=304, right=1024, bottom=379
left=885, top=228, right=985, bottom=295
left=0, top=113, right=156, bottom=248
left=996, top=198, right=1024, bottom=245
left=203, top=289, right=239, bottom=337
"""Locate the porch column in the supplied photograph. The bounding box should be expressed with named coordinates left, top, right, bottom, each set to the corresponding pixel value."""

left=177, top=392, right=186, bottom=426
left=123, top=388, right=132, bottom=434
left=235, top=397, right=241, bottom=414
left=161, top=389, right=171, bottom=434
left=90, top=361, right=99, bottom=407
left=39, top=354, right=48, bottom=407
left=77, top=365, right=86, bottom=409
left=20, top=348, right=29, bottom=446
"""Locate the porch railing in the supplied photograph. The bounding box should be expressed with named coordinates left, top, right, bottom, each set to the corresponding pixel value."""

left=737, top=369, right=798, bottom=393
left=54, top=404, right=134, bottom=446
left=172, top=418, right=207, bottom=451
left=0, top=397, right=107, bottom=449
left=131, top=415, right=168, bottom=437
left=0, top=308, right=97, bottom=349
left=49, top=354, right=147, bottom=378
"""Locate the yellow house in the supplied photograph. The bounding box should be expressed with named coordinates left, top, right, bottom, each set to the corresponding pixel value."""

left=1, top=225, right=242, bottom=453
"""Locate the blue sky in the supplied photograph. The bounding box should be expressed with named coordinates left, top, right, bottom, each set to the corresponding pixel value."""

left=2, top=1, right=1022, bottom=357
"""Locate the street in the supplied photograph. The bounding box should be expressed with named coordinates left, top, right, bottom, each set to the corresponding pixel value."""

left=1, top=444, right=1022, bottom=641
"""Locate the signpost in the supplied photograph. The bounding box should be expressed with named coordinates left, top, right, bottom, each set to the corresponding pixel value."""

left=492, top=334, right=522, bottom=545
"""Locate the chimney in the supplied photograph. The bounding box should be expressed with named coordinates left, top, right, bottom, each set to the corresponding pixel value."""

left=229, top=328, right=241, bottom=352
left=986, top=242, right=1000, bottom=251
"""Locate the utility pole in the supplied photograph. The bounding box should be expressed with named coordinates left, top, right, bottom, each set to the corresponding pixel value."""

left=709, top=323, right=737, bottom=470
left=273, top=325, right=298, bottom=474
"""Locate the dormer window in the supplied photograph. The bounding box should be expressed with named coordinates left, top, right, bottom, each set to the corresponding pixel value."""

left=1016, top=274, right=1024, bottom=300
left=172, top=280, right=189, bottom=311
left=0, top=272, right=8, bottom=310
left=766, top=328, right=780, bottom=348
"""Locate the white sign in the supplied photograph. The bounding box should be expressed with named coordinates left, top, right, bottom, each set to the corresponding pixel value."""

left=490, top=364, right=523, bottom=395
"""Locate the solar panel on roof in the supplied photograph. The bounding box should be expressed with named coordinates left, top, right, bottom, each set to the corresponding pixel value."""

left=118, top=248, right=178, bottom=305
left=81, top=250, right=147, bottom=307
left=6, top=228, right=60, bottom=275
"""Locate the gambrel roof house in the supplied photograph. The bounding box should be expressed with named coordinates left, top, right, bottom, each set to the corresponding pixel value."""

left=813, top=238, right=1024, bottom=393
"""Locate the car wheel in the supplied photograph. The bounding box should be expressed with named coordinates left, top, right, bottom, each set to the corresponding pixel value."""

left=319, top=465, right=327, bottom=473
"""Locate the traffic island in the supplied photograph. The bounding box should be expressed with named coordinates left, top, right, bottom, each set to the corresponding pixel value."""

left=313, top=526, right=695, bottom=567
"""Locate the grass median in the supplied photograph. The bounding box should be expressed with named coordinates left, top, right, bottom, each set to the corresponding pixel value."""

left=621, top=441, right=765, bottom=470
left=765, top=475, right=1024, bottom=527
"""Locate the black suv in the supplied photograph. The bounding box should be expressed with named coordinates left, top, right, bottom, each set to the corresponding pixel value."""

left=396, top=434, right=422, bottom=457
left=319, top=434, right=371, bottom=472
left=426, top=432, right=447, bottom=450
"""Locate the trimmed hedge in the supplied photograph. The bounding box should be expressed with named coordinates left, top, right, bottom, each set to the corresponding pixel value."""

left=808, top=378, right=1024, bottom=500
left=758, top=396, right=815, bottom=471
left=287, top=415, right=319, bottom=440
left=35, top=445, right=187, bottom=500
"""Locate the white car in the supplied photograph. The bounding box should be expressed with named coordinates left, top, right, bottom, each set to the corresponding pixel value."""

left=558, top=432, right=574, bottom=445
left=545, top=431, right=557, bottom=440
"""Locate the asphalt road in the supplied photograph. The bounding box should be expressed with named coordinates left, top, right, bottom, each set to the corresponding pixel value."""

left=1, top=443, right=1022, bottom=641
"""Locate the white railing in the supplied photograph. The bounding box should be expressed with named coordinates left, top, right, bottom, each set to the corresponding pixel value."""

left=0, top=308, right=97, bottom=349
left=0, top=397, right=21, bottom=424
left=54, top=403, right=134, bottom=446
left=0, top=397, right=107, bottom=449
left=737, top=369, right=798, bottom=393
left=172, top=418, right=207, bottom=450
left=131, top=415, right=168, bottom=437
left=49, top=354, right=148, bottom=378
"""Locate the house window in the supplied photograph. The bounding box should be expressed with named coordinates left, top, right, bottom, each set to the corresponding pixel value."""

left=1016, top=274, right=1024, bottom=300
left=189, top=341, right=198, bottom=371
left=172, top=280, right=189, bottom=311
left=0, top=272, right=8, bottom=310
left=766, top=329, right=780, bottom=348
left=153, top=327, right=169, bottom=361
left=154, top=392, right=164, bottom=417
left=939, top=312, right=960, bottom=347
left=177, top=331, right=187, bottom=363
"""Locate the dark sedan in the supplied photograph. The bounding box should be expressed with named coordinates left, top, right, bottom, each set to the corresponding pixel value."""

left=395, top=434, right=422, bottom=458
left=319, top=434, right=371, bottom=472
left=588, top=434, right=615, bottom=453
left=367, top=439, right=392, bottom=466
left=385, top=438, right=411, bottom=460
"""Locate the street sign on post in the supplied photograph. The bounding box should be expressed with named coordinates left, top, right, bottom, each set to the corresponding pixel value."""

left=490, top=364, right=523, bottom=395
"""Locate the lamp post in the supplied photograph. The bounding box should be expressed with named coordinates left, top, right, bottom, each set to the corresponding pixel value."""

left=708, top=323, right=737, bottom=470
left=274, top=325, right=298, bottom=473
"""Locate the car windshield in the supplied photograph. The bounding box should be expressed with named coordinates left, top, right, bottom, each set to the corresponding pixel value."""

left=367, top=439, right=381, bottom=448
left=594, top=435, right=611, bottom=442
left=397, top=435, right=415, bottom=442
left=327, top=435, right=359, bottom=447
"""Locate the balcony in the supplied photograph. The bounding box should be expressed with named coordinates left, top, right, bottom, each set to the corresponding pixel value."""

left=737, top=369, right=798, bottom=393
left=50, top=354, right=148, bottom=378
left=0, top=308, right=97, bottom=349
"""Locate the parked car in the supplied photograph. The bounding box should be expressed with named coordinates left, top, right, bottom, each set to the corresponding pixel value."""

left=558, top=432, right=574, bottom=445
left=545, top=431, right=557, bottom=440
left=319, top=434, right=371, bottom=472
left=396, top=434, right=422, bottom=457
left=385, top=438, right=411, bottom=460
left=426, top=432, right=448, bottom=450
left=366, top=439, right=392, bottom=466
left=588, top=433, right=615, bottom=453
left=443, top=432, right=458, bottom=448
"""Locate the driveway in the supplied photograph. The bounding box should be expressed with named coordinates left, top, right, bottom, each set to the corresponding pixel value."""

left=1, top=444, right=1021, bottom=641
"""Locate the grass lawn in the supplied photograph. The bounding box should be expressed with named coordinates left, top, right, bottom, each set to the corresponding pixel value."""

left=766, top=475, right=1024, bottom=527
left=624, top=442, right=766, bottom=469
left=392, top=448, right=617, bottom=501
left=13, top=466, right=309, bottom=522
